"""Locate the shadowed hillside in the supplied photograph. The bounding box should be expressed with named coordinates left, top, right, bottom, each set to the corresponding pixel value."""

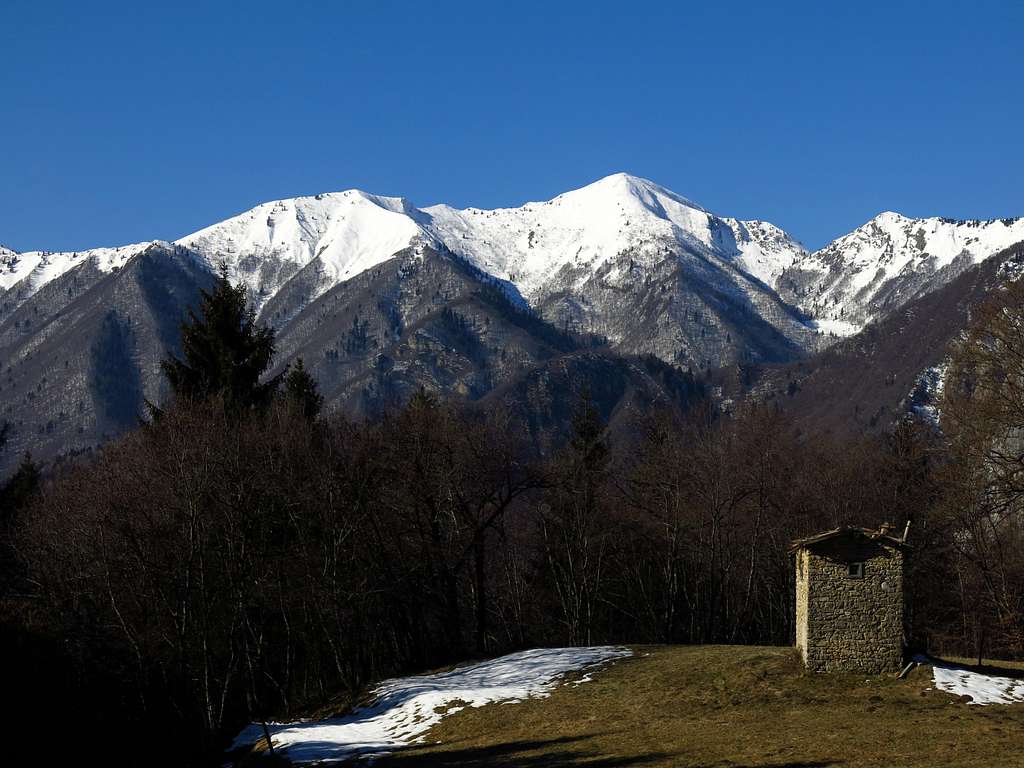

left=714, top=241, right=1024, bottom=436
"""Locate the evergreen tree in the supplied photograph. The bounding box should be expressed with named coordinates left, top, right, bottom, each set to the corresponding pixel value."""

left=570, top=386, right=609, bottom=473
left=0, top=452, right=40, bottom=523
left=282, top=358, right=323, bottom=421
left=0, top=452, right=41, bottom=596
left=408, top=386, right=439, bottom=412
left=160, top=268, right=278, bottom=412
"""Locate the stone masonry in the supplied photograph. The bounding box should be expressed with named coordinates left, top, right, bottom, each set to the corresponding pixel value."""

left=793, top=528, right=907, bottom=673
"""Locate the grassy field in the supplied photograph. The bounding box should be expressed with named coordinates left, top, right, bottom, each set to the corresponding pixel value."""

left=365, top=646, right=1024, bottom=768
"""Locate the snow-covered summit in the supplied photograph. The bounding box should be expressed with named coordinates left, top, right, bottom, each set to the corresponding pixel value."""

left=807, top=211, right=1024, bottom=277
left=427, top=174, right=698, bottom=294
left=550, top=172, right=710, bottom=215
left=782, top=211, right=1024, bottom=329
left=422, top=173, right=806, bottom=301
left=176, top=190, right=434, bottom=309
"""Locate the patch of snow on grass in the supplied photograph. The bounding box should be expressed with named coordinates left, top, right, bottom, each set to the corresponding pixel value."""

left=232, top=646, right=631, bottom=763
left=919, top=656, right=1024, bottom=705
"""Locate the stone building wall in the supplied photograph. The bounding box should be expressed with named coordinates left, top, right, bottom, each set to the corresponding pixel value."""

left=799, top=537, right=904, bottom=673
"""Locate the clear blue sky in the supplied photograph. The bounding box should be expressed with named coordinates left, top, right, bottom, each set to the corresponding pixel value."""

left=2, top=0, right=1022, bottom=252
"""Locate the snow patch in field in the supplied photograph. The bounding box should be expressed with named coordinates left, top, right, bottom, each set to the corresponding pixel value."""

left=919, top=656, right=1024, bottom=705
left=232, top=646, right=631, bottom=763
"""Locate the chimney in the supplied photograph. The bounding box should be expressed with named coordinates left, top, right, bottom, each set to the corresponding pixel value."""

left=878, top=522, right=894, bottom=537
left=902, top=519, right=912, bottom=543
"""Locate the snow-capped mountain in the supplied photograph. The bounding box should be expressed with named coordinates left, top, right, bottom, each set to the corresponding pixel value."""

left=421, top=173, right=806, bottom=302
left=778, top=212, right=1024, bottom=332
left=170, top=173, right=811, bottom=339
left=176, top=191, right=432, bottom=314
left=6, top=176, right=1022, bottom=344
left=419, top=174, right=815, bottom=361
left=0, top=173, right=811, bottom=363
left=725, top=239, right=1024, bottom=437
left=3, top=173, right=1024, bottom=472
left=3, top=175, right=807, bottom=329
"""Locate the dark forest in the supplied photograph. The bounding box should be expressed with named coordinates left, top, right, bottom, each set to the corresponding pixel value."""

left=1, top=273, right=1022, bottom=767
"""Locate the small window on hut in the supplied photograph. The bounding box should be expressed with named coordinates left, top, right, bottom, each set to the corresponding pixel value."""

left=848, top=562, right=864, bottom=579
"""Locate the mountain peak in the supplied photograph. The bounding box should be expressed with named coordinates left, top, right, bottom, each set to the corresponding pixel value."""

left=586, top=171, right=662, bottom=191
left=870, top=211, right=908, bottom=225
left=175, top=188, right=432, bottom=311
left=558, top=173, right=708, bottom=216
left=782, top=209, right=1024, bottom=332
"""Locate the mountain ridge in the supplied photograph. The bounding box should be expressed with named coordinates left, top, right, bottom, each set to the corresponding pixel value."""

left=3, top=173, right=1024, bottom=474
left=6, top=174, right=1021, bottom=344
left=778, top=210, right=1024, bottom=333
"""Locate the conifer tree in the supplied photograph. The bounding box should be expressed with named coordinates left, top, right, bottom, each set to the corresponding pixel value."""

left=570, top=386, right=609, bottom=474
left=0, top=452, right=40, bottom=596
left=160, top=267, right=278, bottom=412
left=0, top=452, right=39, bottom=521
left=408, top=386, right=438, bottom=412
left=282, top=358, right=323, bottom=421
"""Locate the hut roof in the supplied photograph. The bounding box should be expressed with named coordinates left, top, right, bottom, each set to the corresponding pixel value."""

left=789, top=526, right=911, bottom=553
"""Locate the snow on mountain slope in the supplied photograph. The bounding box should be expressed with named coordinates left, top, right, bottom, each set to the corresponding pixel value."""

left=417, top=174, right=821, bottom=358
left=165, top=173, right=810, bottom=338
left=423, top=173, right=806, bottom=302
left=0, top=241, right=159, bottom=297
left=0, top=176, right=815, bottom=324
left=423, top=174, right=714, bottom=298
left=724, top=219, right=809, bottom=286
left=176, top=190, right=435, bottom=311
left=8, top=175, right=1021, bottom=354
left=781, top=212, right=1024, bottom=331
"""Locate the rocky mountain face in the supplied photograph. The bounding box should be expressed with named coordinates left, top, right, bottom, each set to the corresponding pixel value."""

left=776, top=212, right=1024, bottom=334
left=0, top=239, right=696, bottom=470
left=2, top=173, right=1022, bottom=471
left=0, top=243, right=213, bottom=469
left=268, top=244, right=599, bottom=417
left=716, top=241, right=1024, bottom=436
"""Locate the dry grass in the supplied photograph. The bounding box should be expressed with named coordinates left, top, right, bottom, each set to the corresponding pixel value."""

left=364, top=645, right=1024, bottom=768
left=943, top=656, right=1024, bottom=674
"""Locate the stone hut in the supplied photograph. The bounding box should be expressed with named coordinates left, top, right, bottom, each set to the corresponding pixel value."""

left=791, top=525, right=909, bottom=673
